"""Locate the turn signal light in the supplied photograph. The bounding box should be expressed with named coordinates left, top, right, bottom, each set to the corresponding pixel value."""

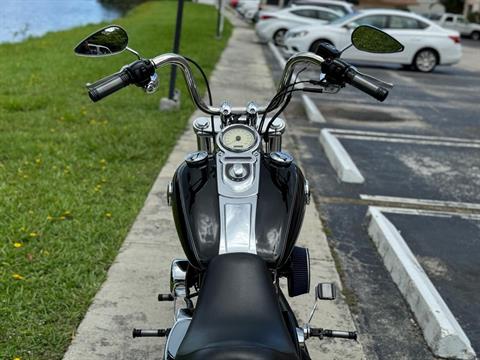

left=448, top=35, right=461, bottom=43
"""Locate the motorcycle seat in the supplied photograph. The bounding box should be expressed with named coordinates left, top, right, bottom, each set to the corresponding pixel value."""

left=175, top=252, right=300, bottom=360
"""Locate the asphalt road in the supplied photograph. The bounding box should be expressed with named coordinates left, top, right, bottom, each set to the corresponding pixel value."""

left=264, top=41, right=480, bottom=359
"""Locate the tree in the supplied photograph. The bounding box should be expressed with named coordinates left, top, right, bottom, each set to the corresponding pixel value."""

left=440, top=0, right=465, bottom=13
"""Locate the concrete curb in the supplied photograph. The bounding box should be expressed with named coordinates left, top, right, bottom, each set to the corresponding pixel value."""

left=319, top=129, right=365, bottom=184
left=367, top=207, right=476, bottom=360
left=267, top=42, right=326, bottom=124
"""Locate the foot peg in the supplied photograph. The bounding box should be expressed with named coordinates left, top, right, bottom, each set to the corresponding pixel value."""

left=316, top=282, right=336, bottom=301
left=158, top=293, right=174, bottom=301
left=309, top=327, right=357, bottom=341
left=132, top=328, right=171, bottom=338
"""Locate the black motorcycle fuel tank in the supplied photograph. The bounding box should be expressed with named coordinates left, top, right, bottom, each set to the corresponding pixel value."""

left=171, top=154, right=307, bottom=270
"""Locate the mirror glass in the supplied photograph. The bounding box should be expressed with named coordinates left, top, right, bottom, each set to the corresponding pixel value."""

left=351, top=25, right=404, bottom=54
left=74, top=25, right=128, bottom=57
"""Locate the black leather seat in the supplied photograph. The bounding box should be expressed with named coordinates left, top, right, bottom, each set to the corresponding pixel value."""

left=176, top=253, right=301, bottom=360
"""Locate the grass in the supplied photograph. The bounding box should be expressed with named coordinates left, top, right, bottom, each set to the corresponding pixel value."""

left=0, top=2, right=231, bottom=359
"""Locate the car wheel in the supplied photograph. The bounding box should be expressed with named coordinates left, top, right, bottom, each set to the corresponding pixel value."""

left=413, top=49, right=438, bottom=73
left=273, top=29, right=287, bottom=46
left=472, top=31, right=480, bottom=41
left=309, top=39, right=333, bottom=53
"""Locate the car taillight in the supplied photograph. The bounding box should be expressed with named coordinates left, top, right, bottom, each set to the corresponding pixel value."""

left=448, top=35, right=461, bottom=43
left=260, top=15, right=276, bottom=20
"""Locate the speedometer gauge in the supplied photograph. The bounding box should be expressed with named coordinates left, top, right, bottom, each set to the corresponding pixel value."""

left=220, top=125, right=258, bottom=152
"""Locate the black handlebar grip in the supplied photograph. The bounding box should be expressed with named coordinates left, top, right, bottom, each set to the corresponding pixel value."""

left=87, top=70, right=131, bottom=102
left=346, top=71, right=389, bottom=102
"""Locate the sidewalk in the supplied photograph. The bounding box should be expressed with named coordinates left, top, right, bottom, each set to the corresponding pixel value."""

left=63, top=13, right=365, bottom=360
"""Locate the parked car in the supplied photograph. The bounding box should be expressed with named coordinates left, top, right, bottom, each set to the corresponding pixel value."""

left=256, top=6, right=342, bottom=44
left=426, top=12, right=480, bottom=40
left=236, top=0, right=260, bottom=18
left=283, top=9, right=462, bottom=72
left=254, top=0, right=354, bottom=24
left=288, top=0, right=355, bottom=16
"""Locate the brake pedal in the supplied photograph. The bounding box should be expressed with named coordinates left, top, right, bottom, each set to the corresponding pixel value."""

left=316, top=282, right=336, bottom=300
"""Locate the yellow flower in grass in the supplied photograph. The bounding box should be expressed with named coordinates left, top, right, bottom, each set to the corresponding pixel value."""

left=29, top=232, right=38, bottom=238
left=12, top=273, right=24, bottom=280
left=13, top=357, right=21, bottom=360
left=35, top=158, right=42, bottom=165
left=13, top=242, right=23, bottom=248
left=105, top=212, right=112, bottom=219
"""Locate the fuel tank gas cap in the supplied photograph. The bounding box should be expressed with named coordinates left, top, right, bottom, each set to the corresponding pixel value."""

left=270, top=151, right=293, bottom=166
left=185, top=151, right=208, bottom=166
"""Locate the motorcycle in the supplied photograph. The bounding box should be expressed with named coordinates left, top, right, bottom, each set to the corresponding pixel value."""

left=74, top=24, right=403, bottom=360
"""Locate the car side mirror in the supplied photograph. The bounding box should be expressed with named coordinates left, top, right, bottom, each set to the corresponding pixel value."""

left=74, top=25, right=129, bottom=57
left=351, top=25, right=404, bottom=54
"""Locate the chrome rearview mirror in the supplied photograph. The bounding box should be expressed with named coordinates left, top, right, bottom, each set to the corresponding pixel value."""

left=351, top=25, right=404, bottom=54
left=74, top=25, right=129, bottom=57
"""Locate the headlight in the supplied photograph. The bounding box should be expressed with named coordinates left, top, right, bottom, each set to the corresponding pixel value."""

left=291, top=31, right=309, bottom=38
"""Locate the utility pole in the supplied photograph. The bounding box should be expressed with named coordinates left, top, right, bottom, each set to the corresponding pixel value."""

left=160, top=0, right=185, bottom=110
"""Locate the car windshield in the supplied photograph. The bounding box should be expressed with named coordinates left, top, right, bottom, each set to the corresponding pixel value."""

left=329, top=11, right=359, bottom=26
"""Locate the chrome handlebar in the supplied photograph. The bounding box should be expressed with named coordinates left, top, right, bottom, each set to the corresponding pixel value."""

left=150, top=52, right=324, bottom=116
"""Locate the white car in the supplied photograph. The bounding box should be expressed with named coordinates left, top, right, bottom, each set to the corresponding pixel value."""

left=236, top=0, right=259, bottom=18
left=283, top=9, right=462, bottom=72
left=289, top=0, right=354, bottom=16
left=255, top=6, right=342, bottom=45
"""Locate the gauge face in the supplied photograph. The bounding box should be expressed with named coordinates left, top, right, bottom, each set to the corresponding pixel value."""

left=221, top=125, right=257, bottom=152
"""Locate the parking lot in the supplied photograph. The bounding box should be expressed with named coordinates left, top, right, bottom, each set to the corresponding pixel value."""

left=265, top=39, right=480, bottom=358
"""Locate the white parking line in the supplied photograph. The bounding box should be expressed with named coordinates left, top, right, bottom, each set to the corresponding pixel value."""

left=374, top=206, right=480, bottom=221
left=328, top=128, right=480, bottom=144
left=367, top=207, right=476, bottom=360
left=335, top=134, right=480, bottom=149
left=360, top=194, right=480, bottom=211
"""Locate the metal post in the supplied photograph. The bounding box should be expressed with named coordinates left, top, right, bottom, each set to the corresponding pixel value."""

left=169, top=0, right=184, bottom=99
left=216, top=0, right=223, bottom=39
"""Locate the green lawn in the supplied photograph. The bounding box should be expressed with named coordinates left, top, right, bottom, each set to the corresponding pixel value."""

left=0, top=2, right=231, bottom=359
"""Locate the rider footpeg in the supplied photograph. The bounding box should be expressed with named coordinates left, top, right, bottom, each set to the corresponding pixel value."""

left=132, top=328, right=171, bottom=338
left=310, top=327, right=357, bottom=341
left=316, top=282, right=336, bottom=300
left=158, top=293, right=174, bottom=301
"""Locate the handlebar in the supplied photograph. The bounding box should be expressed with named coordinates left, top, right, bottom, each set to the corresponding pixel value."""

left=345, top=68, right=388, bottom=102
left=87, top=70, right=131, bottom=102
left=150, top=52, right=325, bottom=116
left=85, top=51, right=389, bottom=112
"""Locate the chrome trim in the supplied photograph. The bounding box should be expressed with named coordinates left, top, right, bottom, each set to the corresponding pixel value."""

left=170, top=259, right=188, bottom=295
left=267, top=118, right=286, bottom=152
left=304, top=179, right=311, bottom=205
left=150, top=52, right=325, bottom=116
left=164, top=318, right=191, bottom=359
left=270, top=151, right=293, bottom=166
left=167, top=181, right=173, bottom=206
left=296, top=327, right=306, bottom=346
left=218, top=197, right=257, bottom=254
left=193, top=118, right=213, bottom=153
left=185, top=151, right=208, bottom=166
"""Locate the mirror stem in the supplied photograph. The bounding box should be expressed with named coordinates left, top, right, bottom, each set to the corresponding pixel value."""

left=339, top=43, right=353, bottom=56
left=126, top=46, right=141, bottom=60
